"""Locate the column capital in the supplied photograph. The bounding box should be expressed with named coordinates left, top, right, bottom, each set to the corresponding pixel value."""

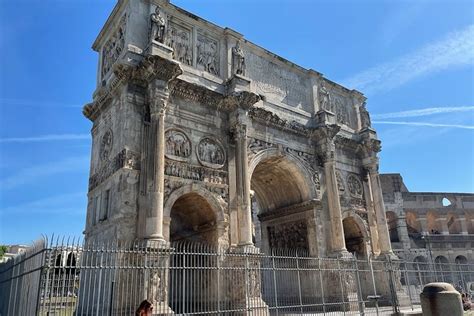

left=230, top=123, right=248, bottom=142
left=148, top=81, right=170, bottom=117
left=219, top=91, right=260, bottom=112
left=137, top=55, right=182, bottom=84
left=311, top=124, right=340, bottom=163
left=363, top=158, right=380, bottom=175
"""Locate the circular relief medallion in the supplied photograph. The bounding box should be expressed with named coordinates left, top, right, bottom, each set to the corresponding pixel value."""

left=165, top=129, right=192, bottom=162
left=347, top=174, right=363, bottom=198
left=99, top=130, right=113, bottom=161
left=197, top=137, right=226, bottom=169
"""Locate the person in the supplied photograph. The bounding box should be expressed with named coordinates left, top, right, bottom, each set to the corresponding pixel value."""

left=136, top=300, right=154, bottom=316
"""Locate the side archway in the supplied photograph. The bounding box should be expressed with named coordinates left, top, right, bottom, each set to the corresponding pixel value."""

left=163, top=184, right=227, bottom=246
left=342, top=211, right=369, bottom=258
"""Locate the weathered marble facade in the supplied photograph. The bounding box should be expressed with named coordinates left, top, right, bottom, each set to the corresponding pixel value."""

left=381, top=174, right=474, bottom=264
left=81, top=0, right=398, bottom=312
left=83, top=0, right=394, bottom=260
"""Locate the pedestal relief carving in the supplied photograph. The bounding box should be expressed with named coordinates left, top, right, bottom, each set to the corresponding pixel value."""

left=197, top=34, right=219, bottom=76
left=99, top=130, right=113, bottom=162
left=197, top=137, right=225, bottom=169
left=101, top=14, right=126, bottom=78
left=347, top=174, right=363, bottom=198
left=166, top=21, right=192, bottom=66
left=165, top=129, right=191, bottom=162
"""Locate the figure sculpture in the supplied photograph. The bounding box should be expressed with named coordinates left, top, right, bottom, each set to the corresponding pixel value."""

left=319, top=84, right=331, bottom=111
left=150, top=6, right=166, bottom=44
left=360, top=102, right=371, bottom=128
left=232, top=41, right=246, bottom=76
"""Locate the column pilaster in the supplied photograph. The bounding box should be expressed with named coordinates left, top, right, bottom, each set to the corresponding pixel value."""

left=365, top=161, right=394, bottom=257
left=145, top=81, right=170, bottom=241
left=363, top=172, right=380, bottom=255
left=313, top=124, right=348, bottom=257
left=137, top=55, right=182, bottom=242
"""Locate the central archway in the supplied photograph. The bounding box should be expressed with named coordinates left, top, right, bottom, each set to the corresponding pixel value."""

left=249, top=150, right=316, bottom=252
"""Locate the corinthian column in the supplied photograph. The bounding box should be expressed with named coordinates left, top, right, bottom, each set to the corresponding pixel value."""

left=225, top=91, right=260, bottom=248
left=313, top=125, right=348, bottom=256
left=234, top=123, right=253, bottom=246
left=145, top=80, right=170, bottom=241
left=365, top=160, right=394, bottom=256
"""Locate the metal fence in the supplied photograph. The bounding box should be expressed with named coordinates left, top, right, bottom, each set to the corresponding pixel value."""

left=1, top=237, right=473, bottom=316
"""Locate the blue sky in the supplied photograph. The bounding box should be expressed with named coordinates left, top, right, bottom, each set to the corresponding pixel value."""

left=0, top=0, right=473, bottom=245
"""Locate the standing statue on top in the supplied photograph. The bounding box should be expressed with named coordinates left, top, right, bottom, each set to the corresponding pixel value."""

left=360, top=102, right=372, bottom=129
left=232, top=41, right=246, bottom=76
left=150, top=6, right=166, bottom=44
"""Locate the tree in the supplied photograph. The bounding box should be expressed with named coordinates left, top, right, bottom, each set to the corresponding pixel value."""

left=0, top=245, right=8, bottom=259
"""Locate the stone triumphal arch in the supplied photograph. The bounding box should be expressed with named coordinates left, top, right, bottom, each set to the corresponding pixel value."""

left=82, top=0, right=397, bottom=312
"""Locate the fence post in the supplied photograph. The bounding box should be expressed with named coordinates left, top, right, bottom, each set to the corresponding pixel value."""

left=368, top=255, right=379, bottom=316
left=271, top=249, right=279, bottom=316
left=317, top=257, right=326, bottom=315
left=403, top=260, right=414, bottom=310
left=354, top=255, right=365, bottom=315
left=295, top=250, right=303, bottom=314
left=387, top=255, right=399, bottom=314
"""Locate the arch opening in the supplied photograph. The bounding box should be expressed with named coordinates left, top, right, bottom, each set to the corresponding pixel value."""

left=250, top=155, right=313, bottom=251
left=343, top=217, right=366, bottom=257
left=169, top=192, right=217, bottom=245
left=386, top=211, right=400, bottom=243
left=168, top=192, right=220, bottom=314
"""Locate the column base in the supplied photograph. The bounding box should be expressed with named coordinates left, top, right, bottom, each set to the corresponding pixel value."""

left=377, top=250, right=399, bottom=261
left=327, top=249, right=353, bottom=259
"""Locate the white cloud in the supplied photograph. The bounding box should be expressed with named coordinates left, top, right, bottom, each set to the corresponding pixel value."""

left=372, top=106, right=474, bottom=119
left=373, top=120, right=474, bottom=130
left=342, top=24, right=474, bottom=94
left=0, top=134, right=90, bottom=143
left=0, top=156, right=90, bottom=190
left=1, top=192, right=86, bottom=215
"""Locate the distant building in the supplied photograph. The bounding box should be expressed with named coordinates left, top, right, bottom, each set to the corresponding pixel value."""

left=381, top=173, right=474, bottom=264
left=0, top=245, right=29, bottom=263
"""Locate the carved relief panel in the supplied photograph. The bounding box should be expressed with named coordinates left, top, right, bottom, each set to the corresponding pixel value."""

left=101, top=14, right=127, bottom=78
left=196, top=33, right=220, bottom=76
left=166, top=21, right=193, bottom=66
left=336, top=170, right=345, bottom=194
left=318, top=82, right=356, bottom=128
left=267, top=220, right=308, bottom=250
left=245, top=52, right=311, bottom=112
left=197, top=137, right=225, bottom=169
left=347, top=174, right=363, bottom=198
left=99, top=130, right=113, bottom=162
left=165, top=129, right=191, bottom=162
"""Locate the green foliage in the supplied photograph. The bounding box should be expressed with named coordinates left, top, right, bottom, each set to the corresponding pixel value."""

left=0, top=245, right=8, bottom=258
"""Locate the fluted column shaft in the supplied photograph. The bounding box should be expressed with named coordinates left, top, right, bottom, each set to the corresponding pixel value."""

left=324, top=154, right=347, bottom=254
left=234, top=123, right=253, bottom=246
left=146, top=81, right=169, bottom=241
left=366, top=163, right=393, bottom=255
